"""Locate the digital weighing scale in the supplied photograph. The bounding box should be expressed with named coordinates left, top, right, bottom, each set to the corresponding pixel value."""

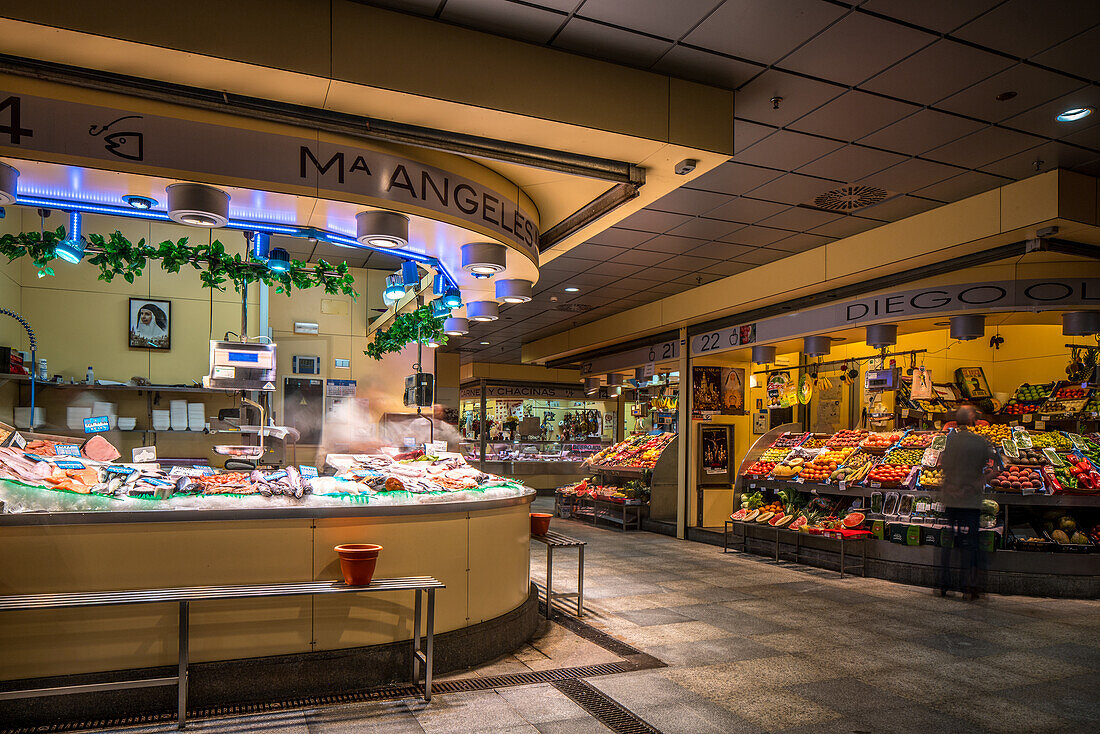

left=202, top=340, right=277, bottom=391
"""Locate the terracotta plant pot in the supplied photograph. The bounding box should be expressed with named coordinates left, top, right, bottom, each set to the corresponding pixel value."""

left=530, top=513, right=552, bottom=536
left=334, top=544, right=382, bottom=586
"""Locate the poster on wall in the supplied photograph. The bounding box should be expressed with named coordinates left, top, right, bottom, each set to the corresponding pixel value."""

left=721, top=367, right=746, bottom=415
left=692, top=366, right=722, bottom=420
left=700, top=425, right=730, bottom=475
left=128, top=298, right=171, bottom=350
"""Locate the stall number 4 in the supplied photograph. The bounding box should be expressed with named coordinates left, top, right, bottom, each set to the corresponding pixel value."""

left=0, top=96, right=33, bottom=145
left=696, top=333, right=723, bottom=353
left=648, top=342, right=676, bottom=361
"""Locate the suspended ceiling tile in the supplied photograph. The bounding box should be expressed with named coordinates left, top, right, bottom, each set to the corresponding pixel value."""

left=978, top=141, right=1100, bottom=179
left=522, top=0, right=579, bottom=11
left=610, top=248, right=675, bottom=266
left=789, top=90, right=921, bottom=142
left=705, top=196, right=789, bottom=223
left=615, top=208, right=694, bottom=233
left=682, top=0, right=846, bottom=66
left=952, top=0, right=1100, bottom=59
left=577, top=0, right=723, bottom=40
left=781, top=12, right=935, bottom=87
left=683, top=161, right=784, bottom=196
left=440, top=0, right=566, bottom=43
left=721, top=225, right=793, bottom=247
left=684, top=241, right=756, bottom=260
left=587, top=260, right=647, bottom=278
left=701, top=260, right=755, bottom=277
left=634, top=233, right=708, bottom=254
left=650, top=45, right=762, bottom=89
left=912, top=170, right=1014, bottom=201
left=1031, top=25, right=1100, bottom=82
left=859, top=0, right=1003, bottom=33
left=650, top=187, right=734, bottom=216
left=734, top=69, right=846, bottom=128
left=858, top=109, right=987, bottom=156
left=565, top=242, right=629, bottom=262
left=795, top=144, right=909, bottom=183
left=935, top=64, right=1085, bottom=123
left=584, top=226, right=659, bottom=248
left=769, top=232, right=835, bottom=253
left=733, top=129, right=846, bottom=171
left=552, top=17, right=674, bottom=67
left=659, top=254, right=723, bottom=273
left=670, top=272, right=724, bottom=286
left=856, top=195, right=942, bottom=221
left=923, top=126, right=1046, bottom=169
left=734, top=119, right=779, bottom=153
left=1001, top=86, right=1100, bottom=140
left=859, top=39, right=1013, bottom=106
left=856, top=157, right=961, bottom=193
left=1061, top=123, right=1100, bottom=151
left=756, top=205, right=842, bottom=231
left=666, top=217, right=745, bottom=240
left=746, top=172, right=841, bottom=206
left=808, top=216, right=883, bottom=238
left=361, top=0, right=441, bottom=14
left=732, top=247, right=788, bottom=265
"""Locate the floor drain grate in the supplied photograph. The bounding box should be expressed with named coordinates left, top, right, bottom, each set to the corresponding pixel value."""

left=553, top=679, right=662, bottom=734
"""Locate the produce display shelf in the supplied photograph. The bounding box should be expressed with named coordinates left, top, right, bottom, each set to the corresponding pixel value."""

left=743, top=478, right=1100, bottom=507
left=588, top=465, right=647, bottom=475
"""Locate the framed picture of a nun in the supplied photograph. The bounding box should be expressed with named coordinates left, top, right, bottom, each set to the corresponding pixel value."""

left=129, top=298, right=171, bottom=350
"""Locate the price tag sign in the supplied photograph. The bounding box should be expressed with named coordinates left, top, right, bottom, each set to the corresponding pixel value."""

left=132, top=445, right=157, bottom=463
left=1001, top=439, right=1019, bottom=460
left=299, top=465, right=318, bottom=479
left=1034, top=420, right=1046, bottom=430
left=429, top=440, right=448, bottom=455
left=169, top=466, right=208, bottom=477
left=839, top=479, right=847, bottom=491
left=1022, top=413, right=1033, bottom=423
left=54, top=460, right=85, bottom=470
left=144, top=477, right=172, bottom=487
left=105, top=465, right=136, bottom=475
left=84, top=416, right=111, bottom=433
left=55, top=444, right=81, bottom=457
left=191, top=465, right=215, bottom=475
left=263, top=470, right=288, bottom=481
left=9, top=432, right=26, bottom=449
left=403, top=437, right=416, bottom=448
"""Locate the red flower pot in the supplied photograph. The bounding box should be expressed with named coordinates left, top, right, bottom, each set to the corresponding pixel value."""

left=530, top=513, right=552, bottom=536
left=334, top=543, right=382, bottom=586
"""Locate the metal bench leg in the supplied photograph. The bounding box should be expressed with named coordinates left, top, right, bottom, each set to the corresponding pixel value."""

left=425, top=589, right=435, bottom=702
left=545, top=545, right=554, bottom=619
left=178, top=601, right=189, bottom=730
left=413, top=589, right=422, bottom=687
left=576, top=545, right=584, bottom=617
left=840, top=540, right=845, bottom=578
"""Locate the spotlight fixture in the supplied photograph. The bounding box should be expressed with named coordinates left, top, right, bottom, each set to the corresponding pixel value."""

left=443, top=317, right=469, bottom=336
left=267, top=247, right=291, bottom=273
left=466, top=300, right=499, bottom=322
left=425, top=337, right=442, bottom=349
left=356, top=210, right=409, bottom=248
left=584, top=377, right=600, bottom=396
left=166, top=183, right=230, bottom=227
left=495, top=278, right=533, bottom=304
left=431, top=299, right=451, bottom=318
left=432, top=273, right=447, bottom=296
left=251, top=232, right=271, bottom=261
left=401, top=260, right=419, bottom=288
left=441, top=287, right=462, bottom=309
left=1063, top=311, right=1100, bottom=336
left=803, top=335, right=831, bottom=357
left=564, top=286, right=580, bottom=293
left=1056, top=107, right=1093, bottom=122
left=461, top=242, right=507, bottom=275
left=472, top=272, right=492, bottom=279
left=53, top=211, right=85, bottom=264
left=0, top=161, right=17, bottom=205
left=122, top=194, right=157, bottom=210
left=383, top=274, right=406, bottom=303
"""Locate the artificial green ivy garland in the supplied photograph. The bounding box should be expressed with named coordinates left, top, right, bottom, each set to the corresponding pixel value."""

left=364, top=305, right=447, bottom=360
left=0, top=228, right=358, bottom=297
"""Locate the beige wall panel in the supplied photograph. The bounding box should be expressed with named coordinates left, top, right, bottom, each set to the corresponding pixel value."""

left=1000, top=171, right=1058, bottom=233
left=147, top=298, right=257, bottom=384
left=468, top=504, right=530, bottom=624
left=269, top=285, right=354, bottom=337
left=668, top=79, right=736, bottom=155
left=1056, top=170, right=1098, bottom=226
left=312, top=514, right=470, bottom=648
left=701, top=487, right=736, bottom=528
left=0, top=261, right=23, bottom=352
left=463, top=362, right=581, bottom=384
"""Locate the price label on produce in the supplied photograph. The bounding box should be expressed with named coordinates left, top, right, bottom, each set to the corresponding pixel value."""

left=55, top=444, right=81, bottom=457
left=8, top=432, right=26, bottom=449
left=838, top=479, right=847, bottom=491
left=299, top=465, right=318, bottom=479
left=83, top=416, right=111, bottom=433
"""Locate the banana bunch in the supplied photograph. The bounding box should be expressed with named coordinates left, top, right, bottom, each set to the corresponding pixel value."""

left=828, top=461, right=872, bottom=484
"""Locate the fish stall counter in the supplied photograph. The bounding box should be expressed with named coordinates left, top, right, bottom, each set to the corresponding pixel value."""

left=0, top=440, right=535, bottom=704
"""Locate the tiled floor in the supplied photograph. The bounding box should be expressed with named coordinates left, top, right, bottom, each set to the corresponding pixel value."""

left=121, top=498, right=1099, bottom=733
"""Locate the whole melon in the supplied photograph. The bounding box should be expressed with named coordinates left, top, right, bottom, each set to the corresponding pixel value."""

left=1052, top=529, right=1071, bottom=544
left=1070, top=531, right=1088, bottom=545
left=1059, top=516, right=1077, bottom=534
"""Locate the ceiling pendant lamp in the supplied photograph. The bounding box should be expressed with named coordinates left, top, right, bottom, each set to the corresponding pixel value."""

left=803, top=335, right=831, bottom=357
left=1062, top=311, right=1100, bottom=336
left=466, top=300, right=499, bottom=322
left=0, top=161, right=18, bottom=205
left=949, top=315, right=985, bottom=341
left=461, top=242, right=507, bottom=275
left=495, top=278, right=533, bottom=303
left=443, top=317, right=469, bottom=336
left=401, top=260, right=420, bottom=287
left=584, top=377, right=600, bottom=396
left=53, top=211, right=85, bottom=264
left=383, top=274, right=406, bottom=304
left=356, top=210, right=409, bottom=248
left=866, top=324, right=897, bottom=349
left=431, top=299, right=451, bottom=318
left=166, top=182, right=230, bottom=227
left=266, top=247, right=291, bottom=273
left=751, top=345, right=777, bottom=364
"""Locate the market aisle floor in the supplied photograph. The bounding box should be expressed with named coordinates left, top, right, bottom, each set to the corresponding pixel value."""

left=118, top=498, right=1099, bottom=734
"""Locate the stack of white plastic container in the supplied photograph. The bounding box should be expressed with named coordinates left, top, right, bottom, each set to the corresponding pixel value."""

left=169, top=400, right=188, bottom=431
left=188, top=402, right=205, bottom=431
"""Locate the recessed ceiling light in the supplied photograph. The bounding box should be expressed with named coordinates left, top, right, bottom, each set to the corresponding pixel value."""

left=1056, top=107, right=1093, bottom=122
left=480, top=341, right=490, bottom=345
left=564, top=286, right=580, bottom=292
left=123, top=194, right=157, bottom=210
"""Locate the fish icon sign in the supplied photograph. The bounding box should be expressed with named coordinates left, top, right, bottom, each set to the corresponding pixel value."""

left=89, top=115, right=144, bottom=161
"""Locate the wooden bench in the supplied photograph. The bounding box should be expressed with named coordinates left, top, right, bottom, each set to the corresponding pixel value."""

left=531, top=530, right=585, bottom=618
left=0, top=576, right=445, bottom=729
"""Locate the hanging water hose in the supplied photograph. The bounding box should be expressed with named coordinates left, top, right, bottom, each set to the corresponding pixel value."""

left=0, top=307, right=37, bottom=427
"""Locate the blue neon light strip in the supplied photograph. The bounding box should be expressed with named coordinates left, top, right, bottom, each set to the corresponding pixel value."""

left=15, top=195, right=460, bottom=290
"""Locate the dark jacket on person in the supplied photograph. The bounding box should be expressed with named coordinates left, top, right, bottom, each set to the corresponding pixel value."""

left=940, top=429, right=996, bottom=509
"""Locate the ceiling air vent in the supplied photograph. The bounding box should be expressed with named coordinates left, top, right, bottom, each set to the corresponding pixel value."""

left=813, top=185, right=889, bottom=212
left=555, top=303, right=592, bottom=313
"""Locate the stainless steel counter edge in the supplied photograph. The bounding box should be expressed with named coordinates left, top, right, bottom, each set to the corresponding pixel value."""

left=0, top=491, right=536, bottom=526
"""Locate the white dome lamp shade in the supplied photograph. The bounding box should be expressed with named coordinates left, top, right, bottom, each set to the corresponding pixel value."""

left=803, top=335, right=831, bottom=357
left=866, top=324, right=898, bottom=349
left=0, top=161, right=18, bottom=205
left=166, top=183, right=230, bottom=227
left=1063, top=311, right=1100, bottom=336
left=461, top=242, right=507, bottom=276
left=751, top=345, right=777, bottom=364
left=443, top=317, right=469, bottom=336
left=950, top=315, right=985, bottom=341
left=495, top=278, right=533, bottom=303
left=466, top=300, right=499, bottom=322
left=356, top=211, right=409, bottom=248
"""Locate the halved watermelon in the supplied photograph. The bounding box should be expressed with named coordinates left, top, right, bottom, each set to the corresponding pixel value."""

left=743, top=509, right=761, bottom=522
left=788, top=515, right=808, bottom=531
left=773, top=514, right=794, bottom=528
left=768, top=513, right=788, bottom=526
left=730, top=509, right=749, bottom=520
left=841, top=512, right=866, bottom=528
left=755, top=511, right=775, bottom=523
